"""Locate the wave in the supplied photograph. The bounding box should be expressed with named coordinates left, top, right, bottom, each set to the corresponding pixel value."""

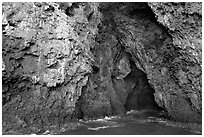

left=80, top=116, right=120, bottom=123
left=104, top=116, right=119, bottom=120
left=157, top=120, right=202, bottom=134
left=126, top=110, right=140, bottom=114
left=141, top=117, right=201, bottom=134
left=42, top=130, right=55, bottom=135
left=134, top=117, right=167, bottom=124
left=42, top=130, right=51, bottom=135
left=88, top=125, right=119, bottom=131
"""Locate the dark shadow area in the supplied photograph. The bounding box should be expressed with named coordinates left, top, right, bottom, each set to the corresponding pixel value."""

left=124, top=56, right=163, bottom=111
left=57, top=2, right=80, bottom=17
left=92, top=66, right=100, bottom=74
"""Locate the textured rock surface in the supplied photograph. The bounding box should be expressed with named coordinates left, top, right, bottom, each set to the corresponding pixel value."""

left=93, top=2, right=202, bottom=123
left=148, top=2, right=202, bottom=122
left=2, top=2, right=100, bottom=133
left=2, top=2, right=202, bottom=134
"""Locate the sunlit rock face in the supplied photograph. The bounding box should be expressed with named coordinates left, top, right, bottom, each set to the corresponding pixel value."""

left=2, top=2, right=101, bottom=131
left=2, top=2, right=202, bottom=134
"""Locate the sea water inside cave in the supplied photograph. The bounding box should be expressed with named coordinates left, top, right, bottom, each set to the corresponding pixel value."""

left=39, top=53, right=201, bottom=135
left=57, top=110, right=200, bottom=135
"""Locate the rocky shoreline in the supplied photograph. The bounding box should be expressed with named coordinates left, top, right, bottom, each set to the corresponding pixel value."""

left=2, top=2, right=202, bottom=134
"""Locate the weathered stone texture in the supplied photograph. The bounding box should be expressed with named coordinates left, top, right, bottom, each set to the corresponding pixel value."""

left=2, top=2, right=202, bottom=134
left=2, top=2, right=101, bottom=133
left=148, top=2, right=202, bottom=122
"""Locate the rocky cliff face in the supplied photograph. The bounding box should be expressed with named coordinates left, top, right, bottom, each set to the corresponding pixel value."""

left=148, top=2, right=202, bottom=122
left=2, top=2, right=202, bottom=134
left=2, top=2, right=100, bottom=133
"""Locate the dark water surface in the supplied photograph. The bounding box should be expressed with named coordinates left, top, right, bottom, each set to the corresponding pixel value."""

left=60, top=110, right=201, bottom=135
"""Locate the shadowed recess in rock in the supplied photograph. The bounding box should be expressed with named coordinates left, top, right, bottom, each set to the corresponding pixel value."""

left=124, top=57, right=162, bottom=111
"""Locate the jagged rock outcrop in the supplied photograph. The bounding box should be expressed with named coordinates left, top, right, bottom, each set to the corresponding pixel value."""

left=89, top=2, right=201, bottom=123
left=148, top=2, right=202, bottom=122
left=2, top=2, right=100, bottom=133
left=2, top=2, right=202, bottom=134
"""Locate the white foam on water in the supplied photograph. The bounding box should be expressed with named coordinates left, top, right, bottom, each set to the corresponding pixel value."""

left=104, top=116, right=119, bottom=120
left=79, top=119, right=84, bottom=122
left=126, top=110, right=140, bottom=114
left=80, top=116, right=120, bottom=123
left=157, top=120, right=201, bottom=134
left=135, top=117, right=167, bottom=124
left=42, top=130, right=50, bottom=135
left=88, top=125, right=119, bottom=131
left=60, top=127, right=66, bottom=132
left=148, top=116, right=155, bottom=119
left=191, top=130, right=202, bottom=134
left=83, top=118, right=107, bottom=123
left=136, top=119, right=154, bottom=123
left=42, top=130, right=54, bottom=135
left=156, top=118, right=167, bottom=123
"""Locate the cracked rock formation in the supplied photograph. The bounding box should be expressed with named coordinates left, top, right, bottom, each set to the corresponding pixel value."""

left=2, top=2, right=202, bottom=134
left=148, top=2, right=202, bottom=122
left=2, top=2, right=100, bottom=133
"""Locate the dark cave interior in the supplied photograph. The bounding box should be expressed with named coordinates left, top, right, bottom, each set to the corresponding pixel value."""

left=123, top=56, right=162, bottom=111
left=80, top=2, right=166, bottom=117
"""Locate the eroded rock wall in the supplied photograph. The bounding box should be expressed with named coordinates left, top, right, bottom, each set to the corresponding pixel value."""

left=2, top=2, right=202, bottom=134
left=148, top=2, right=202, bottom=122
left=2, top=2, right=101, bottom=132
left=98, top=2, right=202, bottom=123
